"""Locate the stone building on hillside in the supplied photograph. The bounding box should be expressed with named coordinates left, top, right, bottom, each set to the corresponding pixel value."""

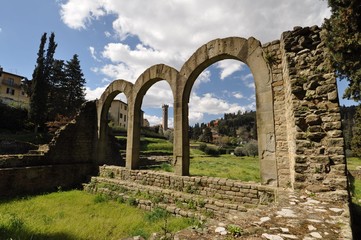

left=108, top=99, right=149, bottom=128
left=0, top=67, right=30, bottom=109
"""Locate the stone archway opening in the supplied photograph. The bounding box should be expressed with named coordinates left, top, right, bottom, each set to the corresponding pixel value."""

left=97, top=80, right=133, bottom=166
left=186, top=58, right=260, bottom=181
left=175, top=37, right=277, bottom=186
left=138, top=80, right=174, bottom=169
left=106, top=92, right=128, bottom=164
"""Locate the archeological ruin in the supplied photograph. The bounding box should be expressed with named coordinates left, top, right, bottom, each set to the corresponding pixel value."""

left=0, top=25, right=353, bottom=238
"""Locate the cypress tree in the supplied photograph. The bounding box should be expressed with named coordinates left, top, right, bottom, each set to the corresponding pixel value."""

left=29, top=33, right=47, bottom=132
left=64, top=54, right=86, bottom=116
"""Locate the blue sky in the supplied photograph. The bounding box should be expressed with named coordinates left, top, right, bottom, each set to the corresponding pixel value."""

left=0, top=0, right=357, bottom=127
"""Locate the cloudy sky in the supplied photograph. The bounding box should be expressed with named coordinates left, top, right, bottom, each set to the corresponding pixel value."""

left=0, top=0, right=356, bottom=126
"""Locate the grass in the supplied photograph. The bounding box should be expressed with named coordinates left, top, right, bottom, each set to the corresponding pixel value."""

left=190, top=154, right=260, bottom=182
left=347, top=157, right=361, bottom=238
left=141, top=137, right=173, bottom=153
left=0, top=190, right=190, bottom=240
left=347, top=157, right=361, bottom=170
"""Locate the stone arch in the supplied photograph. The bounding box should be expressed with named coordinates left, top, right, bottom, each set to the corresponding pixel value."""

left=174, top=37, right=277, bottom=185
left=96, top=79, right=133, bottom=165
left=126, top=64, right=179, bottom=169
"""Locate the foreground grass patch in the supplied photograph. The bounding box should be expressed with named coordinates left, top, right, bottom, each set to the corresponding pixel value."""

left=190, top=154, right=260, bottom=182
left=0, top=190, right=190, bottom=240
left=348, top=157, right=361, bottom=170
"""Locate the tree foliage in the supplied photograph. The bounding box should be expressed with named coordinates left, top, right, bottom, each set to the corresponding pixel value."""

left=30, top=33, right=56, bottom=131
left=64, top=54, right=86, bottom=116
left=29, top=33, right=86, bottom=132
left=351, top=106, right=361, bottom=157
left=323, top=0, right=361, bottom=101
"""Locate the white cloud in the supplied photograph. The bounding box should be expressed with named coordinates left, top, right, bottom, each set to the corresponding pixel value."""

left=144, top=114, right=174, bottom=128
left=193, top=70, right=211, bottom=90
left=246, top=82, right=255, bottom=89
left=142, top=81, right=173, bottom=108
left=101, top=43, right=182, bottom=81
left=233, top=92, right=244, bottom=99
left=0, top=27, right=2, bottom=33
left=104, top=31, right=112, bottom=38
left=85, top=86, right=107, bottom=100
left=60, top=0, right=106, bottom=29
left=216, top=60, right=244, bottom=80
left=61, top=0, right=330, bottom=123
left=189, top=111, right=204, bottom=126
left=190, top=92, right=245, bottom=115
left=89, top=46, right=100, bottom=61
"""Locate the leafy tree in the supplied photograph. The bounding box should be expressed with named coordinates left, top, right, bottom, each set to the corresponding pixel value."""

left=199, top=127, right=213, bottom=143
left=323, top=0, right=361, bottom=101
left=64, top=54, right=86, bottom=116
left=244, top=140, right=258, bottom=158
left=323, top=0, right=361, bottom=155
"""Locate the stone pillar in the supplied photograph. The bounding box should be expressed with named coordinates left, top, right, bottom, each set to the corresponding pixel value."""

left=125, top=99, right=141, bottom=169
left=162, top=104, right=169, bottom=130
left=173, top=100, right=189, bottom=176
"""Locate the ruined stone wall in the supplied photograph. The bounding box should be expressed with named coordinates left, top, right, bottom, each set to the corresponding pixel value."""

left=98, top=166, right=276, bottom=205
left=278, top=26, right=347, bottom=198
left=45, top=101, right=98, bottom=164
left=0, top=163, right=95, bottom=197
left=0, top=101, right=99, bottom=197
left=84, top=166, right=276, bottom=219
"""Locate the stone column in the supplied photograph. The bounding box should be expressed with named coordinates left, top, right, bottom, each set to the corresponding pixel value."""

left=173, top=100, right=190, bottom=176
left=162, top=104, right=169, bottom=130
left=125, top=99, right=141, bottom=169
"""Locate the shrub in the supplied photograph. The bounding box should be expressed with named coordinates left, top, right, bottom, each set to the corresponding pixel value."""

left=234, top=147, right=245, bottom=156
left=204, top=146, right=220, bottom=156
left=198, top=143, right=207, bottom=152
left=93, top=194, right=108, bottom=203
left=145, top=207, right=169, bottom=222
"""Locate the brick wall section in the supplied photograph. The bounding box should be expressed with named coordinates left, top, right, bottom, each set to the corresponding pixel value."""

left=279, top=26, right=347, bottom=198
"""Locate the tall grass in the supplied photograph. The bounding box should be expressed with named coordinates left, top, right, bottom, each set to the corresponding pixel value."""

left=0, top=190, right=190, bottom=240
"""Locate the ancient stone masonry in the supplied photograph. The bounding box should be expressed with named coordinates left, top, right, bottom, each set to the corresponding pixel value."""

left=94, top=26, right=347, bottom=199
left=279, top=26, right=347, bottom=199
left=84, top=166, right=276, bottom=219
left=0, top=26, right=348, bottom=201
left=0, top=102, right=99, bottom=197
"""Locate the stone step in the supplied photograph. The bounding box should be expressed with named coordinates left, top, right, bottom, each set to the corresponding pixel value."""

left=84, top=176, right=253, bottom=219
left=97, top=166, right=276, bottom=206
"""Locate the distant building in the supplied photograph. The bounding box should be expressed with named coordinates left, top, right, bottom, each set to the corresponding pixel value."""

left=0, top=68, right=30, bottom=109
left=162, top=104, right=169, bottom=130
left=108, top=100, right=149, bottom=128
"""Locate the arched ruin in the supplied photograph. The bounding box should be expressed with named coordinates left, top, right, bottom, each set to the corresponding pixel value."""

left=95, top=26, right=347, bottom=194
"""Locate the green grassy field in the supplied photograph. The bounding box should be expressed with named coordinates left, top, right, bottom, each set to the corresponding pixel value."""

left=190, top=154, right=260, bottom=182
left=0, top=190, right=191, bottom=240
